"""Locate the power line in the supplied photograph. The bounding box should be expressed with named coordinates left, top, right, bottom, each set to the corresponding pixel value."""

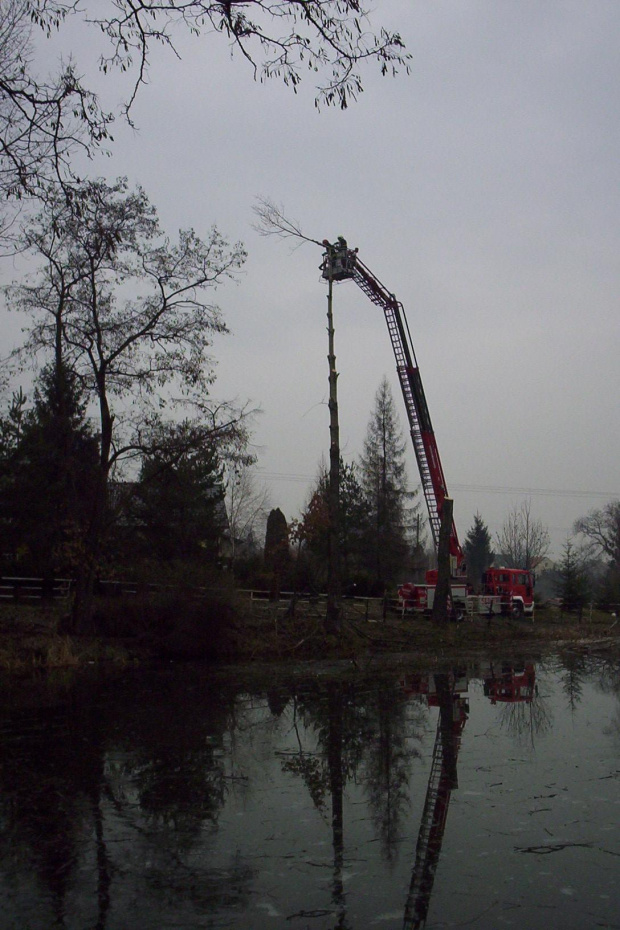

left=257, top=469, right=618, bottom=500
left=257, top=470, right=315, bottom=485
left=450, top=483, right=618, bottom=500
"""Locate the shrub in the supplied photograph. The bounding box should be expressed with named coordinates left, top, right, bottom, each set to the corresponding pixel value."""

left=92, top=587, right=237, bottom=661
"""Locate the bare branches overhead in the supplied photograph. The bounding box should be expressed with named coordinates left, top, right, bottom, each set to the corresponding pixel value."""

left=32, top=1, right=411, bottom=114
left=0, top=1, right=112, bottom=203
left=1, top=3, right=409, bottom=219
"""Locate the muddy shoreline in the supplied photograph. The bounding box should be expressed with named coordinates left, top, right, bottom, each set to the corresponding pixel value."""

left=1, top=601, right=619, bottom=677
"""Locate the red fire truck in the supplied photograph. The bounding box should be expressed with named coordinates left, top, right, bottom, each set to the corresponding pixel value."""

left=321, top=239, right=535, bottom=619
left=399, top=566, right=534, bottom=618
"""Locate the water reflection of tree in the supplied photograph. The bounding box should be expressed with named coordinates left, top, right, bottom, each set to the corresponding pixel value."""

left=100, top=675, right=261, bottom=926
left=594, top=658, right=620, bottom=697
left=0, top=672, right=252, bottom=929
left=279, top=679, right=427, bottom=926
left=558, top=653, right=588, bottom=713
left=0, top=679, right=110, bottom=929
left=107, top=677, right=233, bottom=842
left=593, top=657, right=620, bottom=749
left=497, top=689, right=553, bottom=747
left=122, top=743, right=226, bottom=836
left=281, top=682, right=374, bottom=799
left=2, top=672, right=433, bottom=928
left=281, top=694, right=329, bottom=815
left=363, top=687, right=426, bottom=865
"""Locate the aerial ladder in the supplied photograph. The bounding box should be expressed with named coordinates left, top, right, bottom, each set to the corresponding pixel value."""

left=321, top=238, right=464, bottom=574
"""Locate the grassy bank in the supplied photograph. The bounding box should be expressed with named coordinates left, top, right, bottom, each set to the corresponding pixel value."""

left=1, top=594, right=618, bottom=675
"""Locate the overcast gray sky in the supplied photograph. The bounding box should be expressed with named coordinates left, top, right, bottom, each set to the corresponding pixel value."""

left=3, top=1, right=620, bottom=558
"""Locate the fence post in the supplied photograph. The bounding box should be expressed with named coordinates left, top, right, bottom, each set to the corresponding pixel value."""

left=42, top=577, right=54, bottom=600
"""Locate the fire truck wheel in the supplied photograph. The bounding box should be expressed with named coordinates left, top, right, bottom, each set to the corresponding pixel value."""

left=511, top=601, right=524, bottom=619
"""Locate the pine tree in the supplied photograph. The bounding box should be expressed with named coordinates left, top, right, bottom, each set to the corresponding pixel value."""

left=301, top=459, right=371, bottom=590
left=556, top=538, right=589, bottom=616
left=0, top=364, right=98, bottom=574
left=463, top=513, right=495, bottom=592
left=339, top=461, right=371, bottom=582
left=264, top=508, right=290, bottom=600
left=359, top=377, right=418, bottom=593
left=132, top=444, right=226, bottom=568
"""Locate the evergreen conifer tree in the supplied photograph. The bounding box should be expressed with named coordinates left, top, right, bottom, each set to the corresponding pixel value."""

left=463, top=512, right=495, bottom=592
left=556, top=538, right=589, bottom=616
left=0, top=364, right=98, bottom=574
left=264, top=508, right=290, bottom=600
left=359, top=378, right=418, bottom=593
left=132, top=444, right=226, bottom=569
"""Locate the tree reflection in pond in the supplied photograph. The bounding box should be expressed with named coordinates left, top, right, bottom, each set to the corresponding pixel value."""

left=497, top=683, right=553, bottom=746
left=272, top=678, right=427, bottom=927
left=1, top=657, right=620, bottom=929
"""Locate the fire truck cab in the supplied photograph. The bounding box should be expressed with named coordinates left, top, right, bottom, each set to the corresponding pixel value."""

left=482, top=567, right=534, bottom=618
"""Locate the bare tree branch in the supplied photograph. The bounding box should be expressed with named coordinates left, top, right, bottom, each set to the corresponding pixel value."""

left=252, top=196, right=324, bottom=247
left=574, top=501, right=620, bottom=567
left=32, top=1, right=411, bottom=114
left=0, top=1, right=112, bottom=205
left=1, top=2, right=409, bottom=223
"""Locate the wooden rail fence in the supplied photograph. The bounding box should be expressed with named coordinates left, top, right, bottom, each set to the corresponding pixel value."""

left=0, top=577, right=73, bottom=603
left=0, top=578, right=398, bottom=615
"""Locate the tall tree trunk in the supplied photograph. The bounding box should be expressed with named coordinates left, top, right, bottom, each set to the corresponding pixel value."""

left=70, top=386, right=113, bottom=634
left=432, top=498, right=453, bottom=622
left=326, top=272, right=342, bottom=635
left=70, top=466, right=107, bottom=634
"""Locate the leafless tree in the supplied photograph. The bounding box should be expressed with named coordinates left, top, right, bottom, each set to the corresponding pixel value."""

left=9, top=177, right=248, bottom=631
left=574, top=501, right=620, bottom=568
left=498, top=692, right=553, bottom=748
left=496, top=499, right=550, bottom=570
left=225, top=462, right=271, bottom=569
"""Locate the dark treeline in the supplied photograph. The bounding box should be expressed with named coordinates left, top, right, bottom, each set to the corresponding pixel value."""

left=0, top=358, right=428, bottom=629
left=1, top=178, right=249, bottom=635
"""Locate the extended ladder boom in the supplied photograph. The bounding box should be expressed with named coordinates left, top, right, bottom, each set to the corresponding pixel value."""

left=322, top=240, right=463, bottom=564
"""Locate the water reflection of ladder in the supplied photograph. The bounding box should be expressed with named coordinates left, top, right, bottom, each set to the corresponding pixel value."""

left=403, top=693, right=468, bottom=930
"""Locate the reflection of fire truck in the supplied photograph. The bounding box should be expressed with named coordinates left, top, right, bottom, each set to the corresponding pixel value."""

left=321, top=240, right=535, bottom=619
left=401, top=663, right=536, bottom=928
left=482, top=662, right=536, bottom=703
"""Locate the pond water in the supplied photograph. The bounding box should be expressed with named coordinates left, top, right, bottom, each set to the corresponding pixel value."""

left=1, top=653, right=619, bottom=930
